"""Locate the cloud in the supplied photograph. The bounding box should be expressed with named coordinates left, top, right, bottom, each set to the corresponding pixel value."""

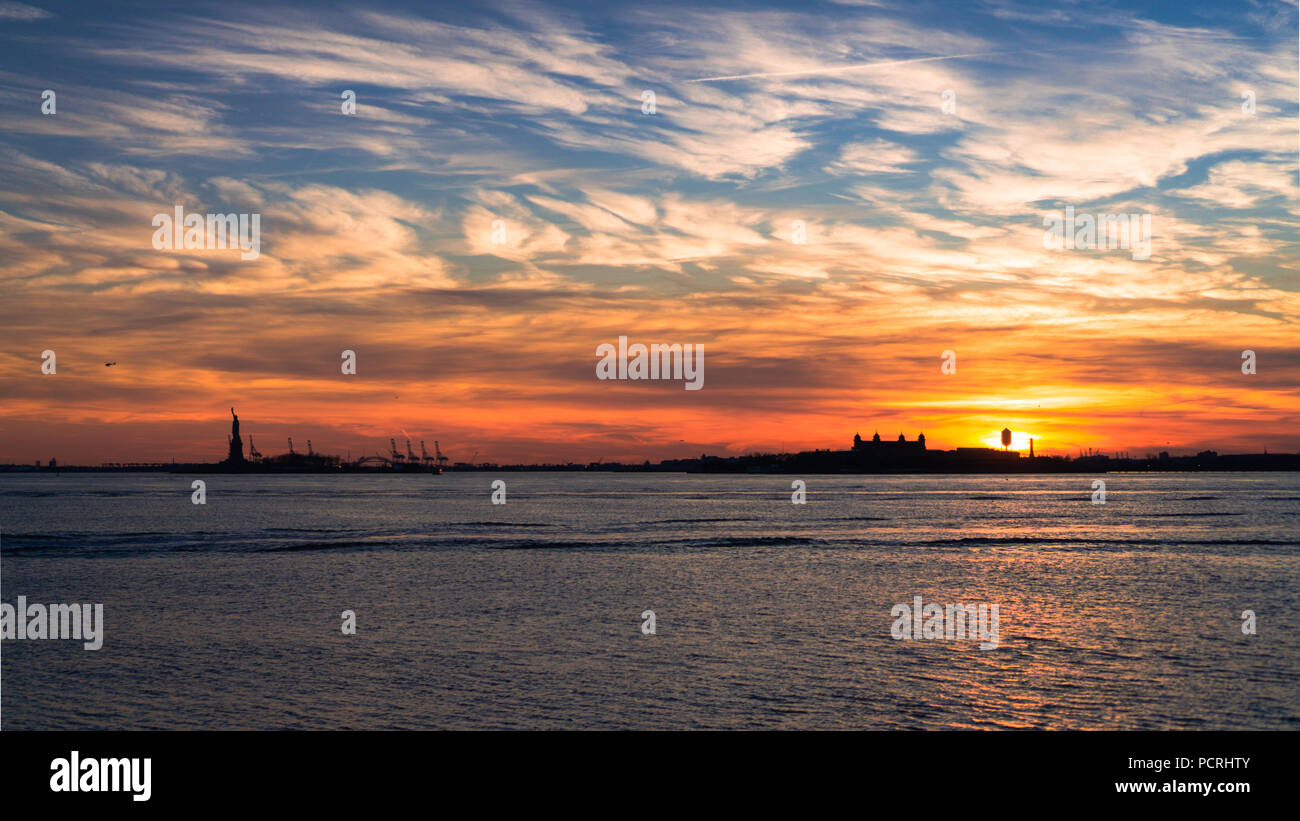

left=687, top=51, right=1005, bottom=82
left=0, top=2, right=48, bottom=22
left=0, top=0, right=1297, bottom=462
left=826, top=139, right=922, bottom=175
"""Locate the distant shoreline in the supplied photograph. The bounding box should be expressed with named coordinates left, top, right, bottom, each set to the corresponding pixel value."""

left=3, top=460, right=1298, bottom=476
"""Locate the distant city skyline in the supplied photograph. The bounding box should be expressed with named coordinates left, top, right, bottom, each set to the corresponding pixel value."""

left=3, top=403, right=1295, bottom=467
left=1, top=0, right=1297, bottom=465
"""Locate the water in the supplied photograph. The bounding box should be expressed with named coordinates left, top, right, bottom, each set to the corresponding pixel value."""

left=2, top=472, right=1297, bottom=729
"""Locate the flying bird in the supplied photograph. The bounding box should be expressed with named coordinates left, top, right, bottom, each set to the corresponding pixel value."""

left=104, top=361, right=116, bottom=367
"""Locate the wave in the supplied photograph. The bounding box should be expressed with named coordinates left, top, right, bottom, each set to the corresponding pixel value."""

left=258, top=539, right=394, bottom=553
left=680, top=535, right=825, bottom=548
left=633, top=517, right=752, bottom=525
left=451, top=521, right=556, bottom=528
left=6, top=529, right=1295, bottom=558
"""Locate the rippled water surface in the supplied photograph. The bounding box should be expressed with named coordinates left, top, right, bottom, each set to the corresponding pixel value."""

left=2, top=472, right=1297, bottom=729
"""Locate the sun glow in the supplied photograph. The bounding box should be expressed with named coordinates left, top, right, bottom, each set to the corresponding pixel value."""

left=980, top=430, right=1038, bottom=452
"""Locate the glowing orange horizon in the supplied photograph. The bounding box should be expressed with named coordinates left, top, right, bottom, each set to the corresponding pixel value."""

left=2, top=304, right=1295, bottom=465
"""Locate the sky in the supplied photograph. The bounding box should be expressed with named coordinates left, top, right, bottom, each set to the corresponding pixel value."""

left=0, top=0, right=1297, bottom=465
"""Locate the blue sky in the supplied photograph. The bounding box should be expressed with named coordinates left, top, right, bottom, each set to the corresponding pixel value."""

left=0, top=0, right=1297, bottom=463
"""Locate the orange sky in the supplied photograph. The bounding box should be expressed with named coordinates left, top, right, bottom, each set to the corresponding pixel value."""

left=2, top=282, right=1297, bottom=465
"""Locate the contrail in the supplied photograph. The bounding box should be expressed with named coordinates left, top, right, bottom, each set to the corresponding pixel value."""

left=687, top=51, right=1004, bottom=83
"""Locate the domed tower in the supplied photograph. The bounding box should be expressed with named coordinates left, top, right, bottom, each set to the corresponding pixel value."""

left=872, top=432, right=881, bottom=442
left=918, top=432, right=926, bottom=449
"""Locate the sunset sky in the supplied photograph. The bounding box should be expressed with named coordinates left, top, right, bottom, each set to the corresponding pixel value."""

left=1, top=0, right=1297, bottom=465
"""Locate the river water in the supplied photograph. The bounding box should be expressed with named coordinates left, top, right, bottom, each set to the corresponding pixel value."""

left=1, top=471, right=1296, bottom=729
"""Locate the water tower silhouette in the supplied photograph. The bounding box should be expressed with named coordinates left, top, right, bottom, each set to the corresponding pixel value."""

left=1001, top=427, right=1012, bottom=450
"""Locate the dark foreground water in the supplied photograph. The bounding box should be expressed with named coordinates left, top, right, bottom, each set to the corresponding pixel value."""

left=1, top=472, right=1297, bottom=729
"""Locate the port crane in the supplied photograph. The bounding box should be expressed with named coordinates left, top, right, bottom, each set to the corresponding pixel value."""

left=248, top=436, right=262, bottom=463
left=434, top=441, right=449, bottom=469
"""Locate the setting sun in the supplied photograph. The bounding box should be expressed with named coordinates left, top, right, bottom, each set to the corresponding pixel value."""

left=980, top=430, right=1039, bottom=452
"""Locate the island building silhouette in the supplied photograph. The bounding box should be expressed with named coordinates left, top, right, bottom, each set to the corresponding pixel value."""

left=7, top=409, right=1298, bottom=474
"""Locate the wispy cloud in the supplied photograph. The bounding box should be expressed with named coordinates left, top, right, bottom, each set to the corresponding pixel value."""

left=0, top=1, right=49, bottom=22
left=686, top=51, right=1005, bottom=82
left=0, top=0, right=1296, bottom=463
